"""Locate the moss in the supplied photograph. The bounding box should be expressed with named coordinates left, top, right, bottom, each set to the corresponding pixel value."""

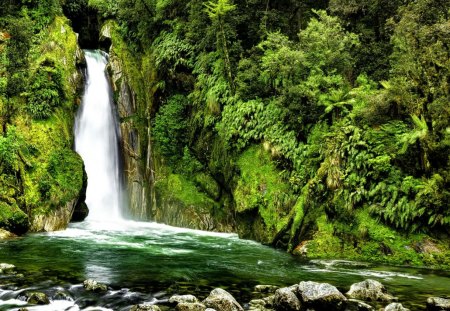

left=0, top=202, right=29, bottom=234
left=162, top=173, right=216, bottom=209
left=304, top=209, right=450, bottom=269
left=234, top=145, right=294, bottom=235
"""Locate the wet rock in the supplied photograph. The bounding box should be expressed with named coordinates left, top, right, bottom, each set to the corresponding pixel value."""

left=0, top=263, right=16, bottom=274
left=249, top=299, right=270, bottom=311
left=71, top=202, right=89, bottom=222
left=169, top=294, right=199, bottom=304
left=345, top=299, right=375, bottom=311
left=26, top=292, right=50, bottom=305
left=255, top=285, right=279, bottom=294
left=0, top=229, right=17, bottom=239
left=176, top=302, right=207, bottom=311
left=130, top=305, right=161, bottom=311
left=346, top=280, right=396, bottom=302
left=298, top=281, right=347, bottom=310
left=427, top=297, right=450, bottom=310
left=205, top=309, right=217, bottom=311
left=53, top=290, right=73, bottom=301
left=383, top=303, right=410, bottom=311
left=274, top=287, right=301, bottom=311
left=203, top=288, right=244, bottom=311
left=83, top=279, right=108, bottom=292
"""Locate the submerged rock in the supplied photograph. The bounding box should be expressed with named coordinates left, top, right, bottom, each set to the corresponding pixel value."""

left=26, top=292, right=50, bottom=305
left=83, top=279, right=108, bottom=292
left=130, top=305, right=161, bottom=311
left=345, top=299, right=375, bottom=311
left=169, top=294, right=199, bottom=304
left=298, top=281, right=347, bottom=310
left=383, top=303, right=410, bottom=311
left=346, top=279, right=396, bottom=302
left=427, top=297, right=450, bottom=310
left=274, top=287, right=301, bottom=311
left=0, top=263, right=16, bottom=274
left=255, top=285, right=279, bottom=294
left=203, top=288, right=244, bottom=311
left=176, top=302, right=207, bottom=311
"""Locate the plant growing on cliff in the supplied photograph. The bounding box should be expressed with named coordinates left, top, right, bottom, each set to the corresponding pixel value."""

left=25, top=62, right=65, bottom=120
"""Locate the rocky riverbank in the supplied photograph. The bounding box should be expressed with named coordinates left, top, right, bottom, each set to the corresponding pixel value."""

left=1, top=263, right=449, bottom=311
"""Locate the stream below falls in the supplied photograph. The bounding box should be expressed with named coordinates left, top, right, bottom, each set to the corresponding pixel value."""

left=0, top=219, right=450, bottom=310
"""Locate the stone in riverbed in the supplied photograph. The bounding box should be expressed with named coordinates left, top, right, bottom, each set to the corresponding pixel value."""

left=169, top=294, right=199, bottom=304
left=176, top=302, right=207, bottom=311
left=26, top=292, right=50, bottom=305
left=130, top=305, right=161, bottom=311
left=426, top=297, right=450, bottom=310
left=0, top=263, right=16, bottom=274
left=383, top=303, right=410, bottom=311
left=255, top=285, right=279, bottom=294
left=346, top=279, right=397, bottom=302
left=203, top=288, right=244, bottom=311
left=345, top=299, right=375, bottom=311
left=274, top=287, right=302, bottom=311
left=298, top=281, right=347, bottom=310
left=83, top=279, right=108, bottom=292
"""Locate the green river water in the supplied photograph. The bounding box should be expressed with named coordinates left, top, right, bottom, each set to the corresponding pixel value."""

left=0, top=219, right=449, bottom=310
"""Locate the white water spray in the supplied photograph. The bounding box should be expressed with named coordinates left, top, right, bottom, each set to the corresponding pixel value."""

left=75, top=50, right=123, bottom=222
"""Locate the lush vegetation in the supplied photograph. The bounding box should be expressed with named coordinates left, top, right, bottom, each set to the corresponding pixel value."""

left=0, top=1, right=85, bottom=233
left=1, top=0, right=449, bottom=267
left=87, top=0, right=450, bottom=267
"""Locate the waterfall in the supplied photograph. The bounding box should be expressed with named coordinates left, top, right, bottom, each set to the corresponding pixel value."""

left=75, top=50, right=124, bottom=222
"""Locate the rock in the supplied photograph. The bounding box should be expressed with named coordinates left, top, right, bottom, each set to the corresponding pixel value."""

left=0, top=263, right=16, bottom=274
left=344, top=299, right=375, bottom=311
left=298, top=281, right=347, bottom=310
left=203, top=288, right=244, bottom=311
left=176, top=302, right=207, bottom=311
left=170, top=294, right=199, bottom=304
left=205, top=309, right=217, bottom=311
left=383, top=303, right=410, bottom=311
left=346, top=280, right=396, bottom=302
left=26, top=292, right=50, bottom=305
left=53, top=291, right=72, bottom=301
left=292, top=241, right=309, bottom=257
left=83, top=279, right=108, bottom=292
left=274, top=287, right=302, bottom=311
left=249, top=296, right=275, bottom=311
left=427, top=297, right=450, bottom=310
left=255, top=285, right=279, bottom=294
left=130, top=305, right=161, bottom=311
left=71, top=202, right=89, bottom=222
left=0, top=229, right=17, bottom=239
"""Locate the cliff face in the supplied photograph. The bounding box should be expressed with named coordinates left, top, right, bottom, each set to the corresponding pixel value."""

left=0, top=15, right=87, bottom=235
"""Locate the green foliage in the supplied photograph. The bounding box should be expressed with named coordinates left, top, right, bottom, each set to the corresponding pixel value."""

left=0, top=126, right=25, bottom=172
left=25, top=63, right=65, bottom=120
left=153, top=95, right=188, bottom=166
left=0, top=202, right=29, bottom=234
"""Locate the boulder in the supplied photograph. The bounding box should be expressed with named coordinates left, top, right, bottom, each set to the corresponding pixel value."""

left=203, top=288, right=244, bottom=311
left=83, top=279, right=108, bottom=292
left=0, top=228, right=17, bottom=239
left=170, top=294, right=199, bottom=304
left=383, top=303, right=410, bottom=311
left=274, top=287, right=302, bottom=311
left=26, top=292, right=50, bottom=305
left=427, top=297, right=450, bottom=310
left=255, top=285, right=279, bottom=294
left=130, top=305, right=161, bottom=311
left=176, top=302, right=207, bottom=311
left=298, top=281, right=347, bottom=310
left=346, top=280, right=396, bottom=302
left=0, top=263, right=16, bottom=274
left=345, top=299, right=375, bottom=311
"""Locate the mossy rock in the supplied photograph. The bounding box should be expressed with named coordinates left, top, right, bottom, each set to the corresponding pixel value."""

left=0, top=202, right=29, bottom=234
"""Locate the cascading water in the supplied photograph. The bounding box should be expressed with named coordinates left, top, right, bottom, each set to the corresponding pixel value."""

left=75, top=50, right=124, bottom=222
